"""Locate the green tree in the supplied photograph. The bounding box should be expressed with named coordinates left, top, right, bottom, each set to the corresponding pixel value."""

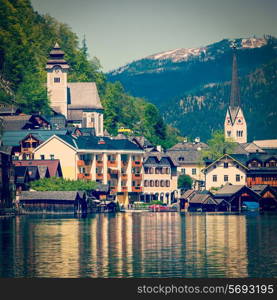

left=201, top=130, right=236, bottom=160
left=30, top=177, right=97, bottom=191
left=178, top=174, right=193, bottom=190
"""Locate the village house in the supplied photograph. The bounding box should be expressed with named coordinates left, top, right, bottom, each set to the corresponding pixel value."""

left=18, top=191, right=87, bottom=214
left=46, top=43, right=104, bottom=136
left=2, top=129, right=68, bottom=160
left=142, top=153, right=178, bottom=204
left=202, top=154, right=248, bottom=190
left=33, top=134, right=144, bottom=205
left=166, top=139, right=207, bottom=189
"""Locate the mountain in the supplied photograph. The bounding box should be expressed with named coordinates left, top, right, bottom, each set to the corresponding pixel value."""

left=107, top=37, right=277, bottom=141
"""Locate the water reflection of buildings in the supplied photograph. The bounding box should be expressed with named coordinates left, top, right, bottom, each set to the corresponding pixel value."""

left=4, top=213, right=277, bottom=278
left=181, top=214, right=248, bottom=277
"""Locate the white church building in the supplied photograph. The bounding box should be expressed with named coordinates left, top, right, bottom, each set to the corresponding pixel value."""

left=224, top=45, right=247, bottom=143
left=46, top=43, right=104, bottom=136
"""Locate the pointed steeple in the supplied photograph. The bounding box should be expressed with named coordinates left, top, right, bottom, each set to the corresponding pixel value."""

left=46, top=42, right=69, bottom=70
left=230, top=42, right=240, bottom=108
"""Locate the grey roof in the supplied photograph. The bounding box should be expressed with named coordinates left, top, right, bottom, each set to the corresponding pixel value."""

left=67, top=109, right=83, bottom=121
left=67, top=82, right=103, bottom=111
left=1, top=115, right=32, bottom=131
left=250, top=184, right=269, bottom=194
left=0, top=103, right=20, bottom=115
left=169, top=142, right=208, bottom=151
left=189, top=193, right=216, bottom=204
left=19, top=191, right=83, bottom=201
left=56, top=135, right=143, bottom=152
left=180, top=189, right=195, bottom=199
left=143, top=153, right=177, bottom=167
left=2, top=130, right=68, bottom=146
left=166, top=149, right=202, bottom=165
left=214, top=184, right=245, bottom=197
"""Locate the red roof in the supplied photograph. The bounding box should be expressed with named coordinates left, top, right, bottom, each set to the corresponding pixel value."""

left=13, top=159, right=62, bottom=177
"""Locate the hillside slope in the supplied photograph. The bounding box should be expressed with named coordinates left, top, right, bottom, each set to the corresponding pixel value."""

left=107, top=37, right=277, bottom=141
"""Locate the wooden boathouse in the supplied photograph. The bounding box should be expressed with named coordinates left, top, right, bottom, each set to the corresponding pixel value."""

left=18, top=191, right=87, bottom=214
left=214, top=184, right=261, bottom=211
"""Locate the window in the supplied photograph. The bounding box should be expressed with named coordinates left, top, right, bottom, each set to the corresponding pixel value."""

left=149, top=168, right=154, bottom=174
left=236, top=174, right=240, bottom=182
left=227, top=131, right=231, bottom=137
left=178, top=157, right=185, bottom=162
left=54, top=77, right=60, bottom=83
left=236, top=130, right=243, bottom=137
left=155, top=168, right=160, bottom=174
left=181, top=168, right=186, bottom=174
left=212, top=175, right=217, bottom=182
left=160, top=180, right=165, bottom=187
left=192, top=168, right=196, bottom=175
left=50, top=154, right=55, bottom=160
left=150, top=180, right=154, bottom=187
left=40, top=155, right=45, bottom=160
left=224, top=175, right=229, bottom=182
left=165, top=168, right=170, bottom=174
left=166, top=180, right=170, bottom=187
left=155, top=180, right=159, bottom=187
left=224, top=163, right=228, bottom=168
left=144, top=180, right=149, bottom=187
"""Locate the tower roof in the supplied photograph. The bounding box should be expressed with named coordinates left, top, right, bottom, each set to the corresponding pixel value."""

left=46, top=43, right=70, bottom=70
left=229, top=45, right=240, bottom=108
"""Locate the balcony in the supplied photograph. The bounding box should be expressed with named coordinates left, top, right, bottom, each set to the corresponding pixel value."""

left=110, top=187, right=117, bottom=193
left=121, top=173, right=128, bottom=180
left=77, top=173, right=92, bottom=180
left=96, top=173, right=103, bottom=180
left=132, top=186, right=142, bottom=193
left=96, top=160, right=103, bottom=167
left=77, top=160, right=85, bottom=167
left=121, top=186, right=128, bottom=192
left=107, top=160, right=117, bottom=168
left=132, top=160, right=142, bottom=168
left=132, top=173, right=142, bottom=180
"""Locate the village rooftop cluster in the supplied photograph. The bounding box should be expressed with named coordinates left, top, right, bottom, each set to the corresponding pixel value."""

left=0, top=43, right=277, bottom=214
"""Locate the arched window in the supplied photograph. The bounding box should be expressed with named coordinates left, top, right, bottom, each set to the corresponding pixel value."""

left=150, top=180, right=154, bottom=187
left=155, top=180, right=159, bottom=187
left=144, top=180, right=149, bottom=187
left=160, top=180, right=165, bottom=187
left=149, top=168, right=154, bottom=174
left=166, top=180, right=170, bottom=187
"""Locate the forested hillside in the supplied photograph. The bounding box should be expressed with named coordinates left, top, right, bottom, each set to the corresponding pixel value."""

left=0, top=0, right=179, bottom=148
left=108, top=37, right=277, bottom=141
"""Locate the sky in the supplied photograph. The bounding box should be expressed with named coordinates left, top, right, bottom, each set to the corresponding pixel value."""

left=31, top=0, right=277, bottom=72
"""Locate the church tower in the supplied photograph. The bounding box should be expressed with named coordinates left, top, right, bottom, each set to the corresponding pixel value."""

left=46, top=43, right=69, bottom=118
left=224, top=43, right=247, bottom=143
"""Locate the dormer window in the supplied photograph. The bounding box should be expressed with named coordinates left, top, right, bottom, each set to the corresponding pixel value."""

left=178, top=157, right=185, bottom=162
left=54, top=77, right=60, bottom=83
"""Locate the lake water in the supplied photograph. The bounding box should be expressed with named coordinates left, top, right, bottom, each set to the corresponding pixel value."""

left=0, top=212, right=277, bottom=278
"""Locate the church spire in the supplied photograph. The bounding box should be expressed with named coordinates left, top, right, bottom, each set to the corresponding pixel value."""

left=230, top=42, right=240, bottom=108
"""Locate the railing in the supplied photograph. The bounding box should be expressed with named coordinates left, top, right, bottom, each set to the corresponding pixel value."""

left=132, top=173, right=142, bottom=180
left=77, top=173, right=92, bottom=180
left=96, top=160, right=103, bottom=167
left=107, top=160, right=117, bottom=167
left=132, top=186, right=142, bottom=192
left=121, top=186, right=128, bottom=192
left=121, top=173, right=128, bottom=180
left=132, top=161, right=142, bottom=168
left=96, top=173, right=103, bottom=180
left=110, top=187, right=117, bottom=193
